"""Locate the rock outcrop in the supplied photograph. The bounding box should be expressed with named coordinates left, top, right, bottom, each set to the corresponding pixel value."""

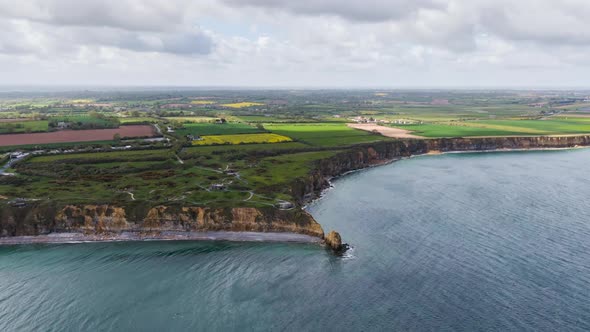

left=324, top=230, right=344, bottom=252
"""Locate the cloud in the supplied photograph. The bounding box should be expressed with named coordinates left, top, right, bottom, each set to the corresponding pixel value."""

left=0, top=0, right=191, bottom=31
left=480, top=1, right=590, bottom=46
left=222, top=0, right=445, bottom=22
left=0, top=0, right=214, bottom=56
left=1, top=0, right=590, bottom=87
left=69, top=27, right=214, bottom=55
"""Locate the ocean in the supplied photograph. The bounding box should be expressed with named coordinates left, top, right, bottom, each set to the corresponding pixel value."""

left=2, top=149, right=590, bottom=331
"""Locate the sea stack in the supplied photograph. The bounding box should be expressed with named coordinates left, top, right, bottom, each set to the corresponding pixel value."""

left=325, top=230, right=344, bottom=252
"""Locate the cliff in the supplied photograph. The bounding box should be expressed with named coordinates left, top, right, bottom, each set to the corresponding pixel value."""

left=292, top=135, right=590, bottom=204
left=0, top=203, right=324, bottom=238
left=2, top=135, right=590, bottom=245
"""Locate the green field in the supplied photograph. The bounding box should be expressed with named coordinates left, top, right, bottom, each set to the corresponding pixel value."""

left=2, top=142, right=328, bottom=207
left=181, top=142, right=309, bottom=158
left=50, top=115, right=119, bottom=129
left=265, top=123, right=386, bottom=146
left=119, top=117, right=159, bottom=124
left=29, top=149, right=172, bottom=163
left=0, top=120, right=48, bottom=134
left=240, top=151, right=340, bottom=189
left=397, top=118, right=590, bottom=137
left=164, top=116, right=218, bottom=123
left=176, top=123, right=264, bottom=137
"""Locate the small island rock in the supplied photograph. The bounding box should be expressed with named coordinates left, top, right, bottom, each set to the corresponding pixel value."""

left=325, top=230, right=343, bottom=252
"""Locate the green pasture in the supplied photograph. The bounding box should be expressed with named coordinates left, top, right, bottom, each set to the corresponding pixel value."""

left=175, top=123, right=264, bottom=137
left=265, top=123, right=386, bottom=146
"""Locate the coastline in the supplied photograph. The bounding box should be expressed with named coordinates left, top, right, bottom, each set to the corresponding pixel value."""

left=0, top=231, right=322, bottom=246
left=4, top=136, right=590, bottom=248
left=303, top=144, right=590, bottom=209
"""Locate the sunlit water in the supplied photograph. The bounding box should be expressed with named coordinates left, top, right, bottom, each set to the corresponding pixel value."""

left=2, top=149, right=590, bottom=331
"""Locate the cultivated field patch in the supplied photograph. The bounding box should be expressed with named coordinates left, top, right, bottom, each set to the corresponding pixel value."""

left=164, top=116, right=218, bottom=123
left=395, top=118, right=590, bottom=137
left=221, top=102, right=264, bottom=108
left=0, top=120, right=49, bottom=134
left=0, top=125, right=155, bottom=147
left=176, top=123, right=264, bottom=136
left=190, top=100, right=216, bottom=105
left=348, top=123, right=423, bottom=138
left=265, top=123, right=385, bottom=147
left=192, top=133, right=292, bottom=146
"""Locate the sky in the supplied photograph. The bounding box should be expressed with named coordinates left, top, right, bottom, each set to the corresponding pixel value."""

left=1, top=0, right=590, bottom=88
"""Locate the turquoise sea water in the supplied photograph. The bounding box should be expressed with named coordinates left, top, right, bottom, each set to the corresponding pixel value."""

left=2, top=149, right=590, bottom=331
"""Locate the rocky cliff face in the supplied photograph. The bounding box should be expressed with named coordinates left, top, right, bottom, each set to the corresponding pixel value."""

left=293, top=135, right=590, bottom=204
left=0, top=204, right=324, bottom=238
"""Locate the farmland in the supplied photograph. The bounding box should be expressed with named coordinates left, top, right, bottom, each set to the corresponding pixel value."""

left=192, top=133, right=292, bottom=146
left=0, top=125, right=155, bottom=146
left=3, top=88, right=590, bottom=209
left=119, top=117, right=159, bottom=124
left=190, top=100, right=216, bottom=105
left=164, top=116, right=218, bottom=123
left=395, top=118, right=590, bottom=137
left=264, top=123, right=386, bottom=146
left=221, top=102, right=264, bottom=108
left=0, top=120, right=48, bottom=134
left=49, top=115, right=119, bottom=129
left=175, top=123, right=264, bottom=137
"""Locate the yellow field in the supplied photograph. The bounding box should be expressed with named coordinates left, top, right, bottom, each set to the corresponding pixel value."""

left=190, top=100, right=216, bottom=105
left=374, top=93, right=388, bottom=97
left=192, top=133, right=292, bottom=145
left=69, top=99, right=93, bottom=104
left=164, top=116, right=218, bottom=123
left=221, top=102, right=264, bottom=108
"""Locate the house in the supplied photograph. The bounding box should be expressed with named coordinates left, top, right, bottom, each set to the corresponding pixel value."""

left=186, top=134, right=202, bottom=141
left=166, top=126, right=175, bottom=133
left=57, top=121, right=70, bottom=129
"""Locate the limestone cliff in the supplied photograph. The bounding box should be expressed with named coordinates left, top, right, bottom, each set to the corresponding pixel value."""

left=292, top=135, right=590, bottom=204
left=0, top=203, right=324, bottom=238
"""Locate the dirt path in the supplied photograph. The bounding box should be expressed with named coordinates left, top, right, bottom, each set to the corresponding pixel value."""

left=348, top=123, right=424, bottom=138
left=174, top=153, right=184, bottom=164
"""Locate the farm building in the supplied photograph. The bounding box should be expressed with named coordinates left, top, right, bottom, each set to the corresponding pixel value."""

left=186, top=134, right=202, bottom=141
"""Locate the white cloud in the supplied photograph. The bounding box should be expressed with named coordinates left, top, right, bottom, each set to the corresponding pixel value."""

left=1, top=0, right=590, bottom=87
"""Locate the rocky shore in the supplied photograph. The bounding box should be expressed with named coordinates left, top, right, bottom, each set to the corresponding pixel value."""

left=0, top=231, right=322, bottom=245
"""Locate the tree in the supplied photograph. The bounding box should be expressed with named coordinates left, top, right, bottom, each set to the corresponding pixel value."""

left=113, top=133, right=121, bottom=142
